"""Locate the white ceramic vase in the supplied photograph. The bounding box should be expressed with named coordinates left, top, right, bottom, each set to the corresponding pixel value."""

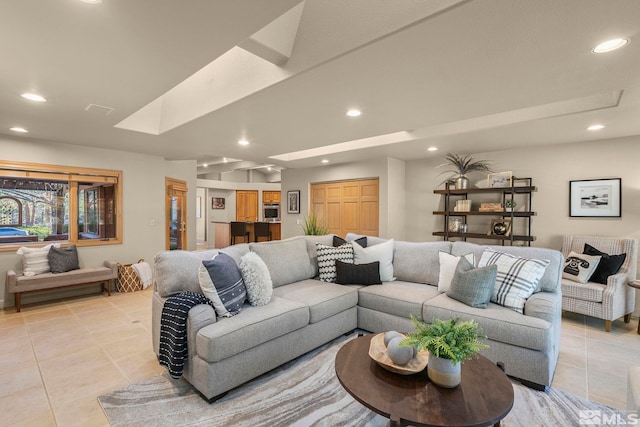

left=427, top=354, right=461, bottom=388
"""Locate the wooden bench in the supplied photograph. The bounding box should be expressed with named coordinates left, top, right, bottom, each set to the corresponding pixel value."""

left=6, top=261, right=117, bottom=312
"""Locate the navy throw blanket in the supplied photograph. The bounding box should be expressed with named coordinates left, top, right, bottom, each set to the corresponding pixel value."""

left=159, top=291, right=214, bottom=379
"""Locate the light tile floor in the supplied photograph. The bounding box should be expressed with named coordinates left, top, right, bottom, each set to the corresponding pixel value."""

left=1, top=290, right=638, bottom=426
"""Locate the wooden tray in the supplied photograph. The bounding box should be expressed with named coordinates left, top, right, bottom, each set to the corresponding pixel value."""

left=368, top=333, right=428, bottom=375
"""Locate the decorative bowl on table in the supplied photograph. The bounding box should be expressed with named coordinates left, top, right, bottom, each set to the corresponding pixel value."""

left=368, top=333, right=429, bottom=375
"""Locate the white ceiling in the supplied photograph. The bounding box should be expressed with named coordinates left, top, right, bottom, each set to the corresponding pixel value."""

left=2, top=0, right=639, bottom=174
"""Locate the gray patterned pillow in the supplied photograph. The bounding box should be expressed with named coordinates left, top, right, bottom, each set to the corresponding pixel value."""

left=48, top=245, right=80, bottom=273
left=201, top=253, right=246, bottom=316
left=316, top=243, right=354, bottom=282
left=447, top=257, right=496, bottom=308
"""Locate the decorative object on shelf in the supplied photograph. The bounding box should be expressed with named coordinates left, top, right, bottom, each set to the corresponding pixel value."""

left=460, top=223, right=468, bottom=233
left=479, top=202, right=503, bottom=212
left=401, top=316, right=488, bottom=388
left=448, top=218, right=462, bottom=233
left=488, top=171, right=513, bottom=188
left=438, top=153, right=493, bottom=190
left=301, top=211, right=328, bottom=235
left=212, top=197, right=225, bottom=209
left=504, top=199, right=517, bottom=212
left=287, top=190, right=300, bottom=214
left=489, top=219, right=512, bottom=236
left=569, top=178, right=621, bottom=218
left=453, top=199, right=471, bottom=212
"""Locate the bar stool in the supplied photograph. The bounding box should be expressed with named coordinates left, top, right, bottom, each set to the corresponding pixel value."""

left=254, top=222, right=272, bottom=242
left=230, top=222, right=250, bottom=245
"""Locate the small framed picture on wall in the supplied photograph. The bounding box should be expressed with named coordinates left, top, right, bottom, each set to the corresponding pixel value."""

left=287, top=190, right=300, bottom=214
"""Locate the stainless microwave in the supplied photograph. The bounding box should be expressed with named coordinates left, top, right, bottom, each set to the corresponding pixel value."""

left=263, top=203, right=280, bottom=221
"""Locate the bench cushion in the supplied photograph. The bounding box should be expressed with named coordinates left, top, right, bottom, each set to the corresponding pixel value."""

left=273, top=279, right=358, bottom=323
left=9, top=266, right=114, bottom=293
left=195, top=296, right=308, bottom=362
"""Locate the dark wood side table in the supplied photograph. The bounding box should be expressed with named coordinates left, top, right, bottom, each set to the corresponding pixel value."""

left=628, top=281, right=640, bottom=335
left=335, top=334, right=514, bottom=427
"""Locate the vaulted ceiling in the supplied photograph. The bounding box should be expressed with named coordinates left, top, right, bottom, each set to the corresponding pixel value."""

left=2, top=0, right=639, bottom=176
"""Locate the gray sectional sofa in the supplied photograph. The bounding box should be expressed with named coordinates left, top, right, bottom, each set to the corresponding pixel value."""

left=151, top=233, right=564, bottom=400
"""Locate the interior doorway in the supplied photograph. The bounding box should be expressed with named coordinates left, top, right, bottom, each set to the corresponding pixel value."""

left=166, top=177, right=188, bottom=250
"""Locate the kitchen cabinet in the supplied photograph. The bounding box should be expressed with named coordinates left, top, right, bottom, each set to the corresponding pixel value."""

left=236, top=190, right=258, bottom=222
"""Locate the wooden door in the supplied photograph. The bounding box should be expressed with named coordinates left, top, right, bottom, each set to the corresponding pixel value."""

left=166, top=177, right=188, bottom=250
left=310, top=178, right=379, bottom=238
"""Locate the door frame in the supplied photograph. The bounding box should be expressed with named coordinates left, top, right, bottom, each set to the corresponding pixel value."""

left=165, top=177, right=188, bottom=250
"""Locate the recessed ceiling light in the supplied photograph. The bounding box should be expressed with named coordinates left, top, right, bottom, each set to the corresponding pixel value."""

left=203, top=163, right=208, bottom=167
left=592, top=38, right=629, bottom=53
left=267, top=167, right=272, bottom=171
left=321, top=159, right=329, bottom=164
left=81, top=0, right=102, bottom=4
left=223, top=157, right=228, bottom=163
left=238, top=139, right=250, bottom=146
left=346, top=109, right=361, bottom=117
left=21, top=93, right=47, bottom=102
left=427, top=147, right=438, bottom=152
left=10, top=127, right=28, bottom=133
left=587, top=124, right=605, bottom=131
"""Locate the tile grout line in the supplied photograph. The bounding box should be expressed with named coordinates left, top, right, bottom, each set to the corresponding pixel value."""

left=26, top=316, right=59, bottom=427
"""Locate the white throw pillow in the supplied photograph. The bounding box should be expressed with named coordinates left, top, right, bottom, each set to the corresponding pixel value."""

left=240, top=252, right=273, bottom=306
left=478, top=249, right=550, bottom=314
left=438, top=252, right=475, bottom=293
left=352, top=238, right=395, bottom=282
left=16, top=244, right=60, bottom=276
left=562, top=251, right=601, bottom=284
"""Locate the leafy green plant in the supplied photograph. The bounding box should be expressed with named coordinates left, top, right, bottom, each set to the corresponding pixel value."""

left=504, top=199, right=517, bottom=209
left=438, top=152, right=492, bottom=184
left=401, top=315, right=488, bottom=364
left=301, top=212, right=329, bottom=235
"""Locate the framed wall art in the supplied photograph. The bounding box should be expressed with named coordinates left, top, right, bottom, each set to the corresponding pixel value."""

left=488, top=171, right=513, bottom=188
left=287, top=190, right=300, bottom=214
left=212, top=197, right=226, bottom=209
left=569, top=178, right=621, bottom=217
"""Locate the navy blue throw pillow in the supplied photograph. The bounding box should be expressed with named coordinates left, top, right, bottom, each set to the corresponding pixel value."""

left=202, top=253, right=247, bottom=315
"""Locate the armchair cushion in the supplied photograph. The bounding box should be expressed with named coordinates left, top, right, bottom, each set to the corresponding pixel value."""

left=583, top=243, right=627, bottom=285
left=562, top=251, right=601, bottom=284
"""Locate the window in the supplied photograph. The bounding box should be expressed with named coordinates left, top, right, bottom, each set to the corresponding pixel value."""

left=0, top=161, right=122, bottom=250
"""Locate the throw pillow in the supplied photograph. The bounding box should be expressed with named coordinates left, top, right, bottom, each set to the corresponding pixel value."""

left=200, top=253, right=247, bottom=316
left=316, top=243, right=355, bottom=282
left=583, top=243, right=627, bottom=285
left=437, top=251, right=475, bottom=293
left=562, top=251, right=601, bottom=284
left=479, top=249, right=550, bottom=314
left=239, top=252, right=273, bottom=306
left=16, top=244, right=60, bottom=276
left=352, top=238, right=395, bottom=282
left=48, top=245, right=80, bottom=273
left=447, top=257, right=497, bottom=308
left=333, top=235, right=367, bottom=248
left=335, top=260, right=381, bottom=285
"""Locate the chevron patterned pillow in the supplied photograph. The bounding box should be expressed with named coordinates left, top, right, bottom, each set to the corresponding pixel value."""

left=316, top=242, right=354, bottom=282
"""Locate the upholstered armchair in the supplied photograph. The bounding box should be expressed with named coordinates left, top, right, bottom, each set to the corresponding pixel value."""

left=561, top=235, right=638, bottom=331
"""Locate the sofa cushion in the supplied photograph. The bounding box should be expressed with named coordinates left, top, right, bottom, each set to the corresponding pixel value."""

left=273, top=279, right=358, bottom=323
left=301, top=234, right=336, bottom=277
left=447, top=257, right=496, bottom=309
left=48, top=245, right=80, bottom=273
left=249, top=237, right=315, bottom=287
left=154, top=249, right=221, bottom=297
left=451, top=242, right=563, bottom=293
left=423, top=293, right=553, bottom=352
left=317, top=243, right=354, bottom=282
left=357, top=280, right=439, bottom=320
left=335, top=260, right=381, bottom=286
left=352, top=238, right=395, bottom=282
left=195, top=296, right=309, bottom=363
left=561, top=278, right=604, bottom=303
left=562, top=251, right=601, bottom=284
left=394, top=241, right=452, bottom=285
left=583, top=243, right=626, bottom=285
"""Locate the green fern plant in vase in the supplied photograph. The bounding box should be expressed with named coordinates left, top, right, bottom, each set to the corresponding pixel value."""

left=301, top=212, right=329, bottom=235
left=401, top=315, right=488, bottom=387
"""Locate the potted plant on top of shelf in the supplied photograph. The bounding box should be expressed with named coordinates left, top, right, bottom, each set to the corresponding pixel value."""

left=401, top=315, right=488, bottom=388
left=438, top=152, right=493, bottom=190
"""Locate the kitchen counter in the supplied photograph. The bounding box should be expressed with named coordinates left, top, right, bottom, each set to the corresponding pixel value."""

left=212, top=221, right=281, bottom=248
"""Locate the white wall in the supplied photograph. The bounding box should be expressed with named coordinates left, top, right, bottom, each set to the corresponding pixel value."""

left=0, top=136, right=196, bottom=308
left=280, top=157, right=406, bottom=239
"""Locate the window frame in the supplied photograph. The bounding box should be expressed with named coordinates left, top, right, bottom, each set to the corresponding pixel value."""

left=0, top=160, right=122, bottom=251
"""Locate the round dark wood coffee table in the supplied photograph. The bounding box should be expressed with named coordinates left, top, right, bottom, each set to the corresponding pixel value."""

left=335, top=334, right=514, bottom=427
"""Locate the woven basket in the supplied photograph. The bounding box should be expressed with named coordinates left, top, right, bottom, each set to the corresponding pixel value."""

left=117, top=259, right=144, bottom=292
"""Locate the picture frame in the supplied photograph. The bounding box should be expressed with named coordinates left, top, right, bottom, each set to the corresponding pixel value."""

left=488, top=171, right=513, bottom=188
left=569, top=178, right=621, bottom=217
left=212, top=197, right=225, bottom=209
left=488, top=218, right=511, bottom=237
left=287, top=190, right=300, bottom=214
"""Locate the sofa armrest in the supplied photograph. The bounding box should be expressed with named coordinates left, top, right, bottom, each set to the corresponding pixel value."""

left=103, top=260, right=118, bottom=278
left=6, top=270, right=17, bottom=292
left=524, top=291, right=561, bottom=324
left=187, top=304, right=217, bottom=359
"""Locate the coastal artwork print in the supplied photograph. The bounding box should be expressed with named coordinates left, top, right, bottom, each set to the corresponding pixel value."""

left=569, top=178, right=621, bottom=217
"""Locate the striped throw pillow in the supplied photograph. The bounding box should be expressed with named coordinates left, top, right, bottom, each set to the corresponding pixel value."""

left=316, top=243, right=354, bottom=282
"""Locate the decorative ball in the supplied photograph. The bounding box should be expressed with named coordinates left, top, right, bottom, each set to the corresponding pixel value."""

left=493, top=221, right=507, bottom=235
left=384, top=331, right=402, bottom=347
left=387, top=336, right=413, bottom=365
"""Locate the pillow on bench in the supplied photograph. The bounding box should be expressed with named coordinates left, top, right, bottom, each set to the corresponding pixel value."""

left=48, top=245, right=80, bottom=273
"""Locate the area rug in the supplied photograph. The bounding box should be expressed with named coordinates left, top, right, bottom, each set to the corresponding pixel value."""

left=99, top=334, right=624, bottom=427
